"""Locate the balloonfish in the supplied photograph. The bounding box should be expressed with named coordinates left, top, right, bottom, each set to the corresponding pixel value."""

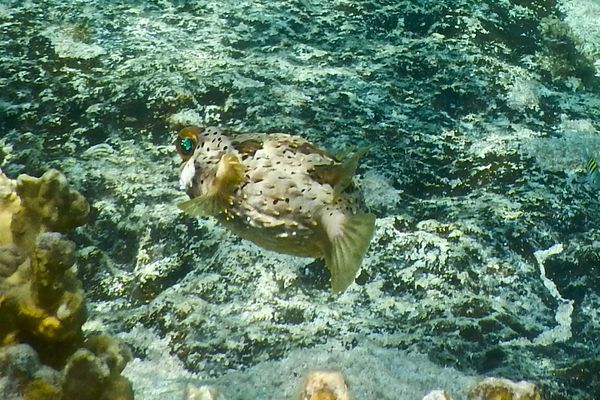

left=176, top=126, right=375, bottom=292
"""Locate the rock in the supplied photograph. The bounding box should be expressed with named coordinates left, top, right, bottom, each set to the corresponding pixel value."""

left=422, top=390, right=454, bottom=400
left=297, top=370, right=351, bottom=400
left=184, top=384, right=225, bottom=400
left=468, top=377, right=541, bottom=400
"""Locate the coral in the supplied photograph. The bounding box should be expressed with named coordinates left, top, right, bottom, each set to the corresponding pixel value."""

left=0, top=169, right=133, bottom=400
left=11, top=169, right=89, bottom=253
left=0, top=244, right=25, bottom=277
left=0, top=344, right=61, bottom=399
left=0, top=170, right=19, bottom=246
left=468, top=378, right=541, bottom=400
left=0, top=337, right=134, bottom=400
left=23, top=378, right=63, bottom=399
left=61, top=335, right=133, bottom=400
left=0, top=169, right=88, bottom=362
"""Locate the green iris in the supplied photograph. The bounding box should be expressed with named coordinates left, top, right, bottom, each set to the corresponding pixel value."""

left=180, top=137, right=194, bottom=154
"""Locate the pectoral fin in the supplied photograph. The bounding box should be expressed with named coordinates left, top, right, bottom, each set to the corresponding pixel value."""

left=178, top=195, right=222, bottom=217
left=178, top=153, right=244, bottom=217
left=215, top=153, right=244, bottom=188
left=321, top=212, right=376, bottom=293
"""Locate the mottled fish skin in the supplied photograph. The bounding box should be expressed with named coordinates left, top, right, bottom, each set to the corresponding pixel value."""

left=177, top=126, right=375, bottom=292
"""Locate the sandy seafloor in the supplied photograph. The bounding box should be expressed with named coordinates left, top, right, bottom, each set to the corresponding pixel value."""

left=1, top=0, right=600, bottom=398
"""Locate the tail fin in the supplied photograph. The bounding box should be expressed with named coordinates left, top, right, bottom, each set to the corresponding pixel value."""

left=322, top=212, right=375, bottom=293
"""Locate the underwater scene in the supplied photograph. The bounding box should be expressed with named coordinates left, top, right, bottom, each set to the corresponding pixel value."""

left=1, top=0, right=599, bottom=399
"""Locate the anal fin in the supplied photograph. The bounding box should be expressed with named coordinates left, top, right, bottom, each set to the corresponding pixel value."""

left=322, top=212, right=376, bottom=293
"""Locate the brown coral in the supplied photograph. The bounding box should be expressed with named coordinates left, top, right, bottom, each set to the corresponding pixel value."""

left=0, top=169, right=88, bottom=364
left=10, top=169, right=89, bottom=253
left=0, top=171, right=19, bottom=246
left=0, top=169, right=133, bottom=400
left=61, top=335, right=134, bottom=400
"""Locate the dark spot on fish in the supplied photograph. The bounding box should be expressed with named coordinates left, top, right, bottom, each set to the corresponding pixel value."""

left=223, top=145, right=228, bottom=150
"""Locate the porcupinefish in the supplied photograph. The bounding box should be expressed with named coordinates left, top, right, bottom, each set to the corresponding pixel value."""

left=176, top=126, right=375, bottom=292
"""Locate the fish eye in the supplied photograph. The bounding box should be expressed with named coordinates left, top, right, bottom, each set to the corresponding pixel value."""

left=176, top=127, right=201, bottom=161
left=179, top=137, right=194, bottom=153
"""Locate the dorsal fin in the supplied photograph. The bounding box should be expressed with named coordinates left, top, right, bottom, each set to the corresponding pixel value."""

left=312, top=146, right=370, bottom=194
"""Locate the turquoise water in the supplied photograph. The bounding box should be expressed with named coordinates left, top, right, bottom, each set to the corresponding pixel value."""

left=1, top=0, right=599, bottom=399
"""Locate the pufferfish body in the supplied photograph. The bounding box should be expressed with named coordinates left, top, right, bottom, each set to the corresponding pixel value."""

left=177, top=126, right=375, bottom=292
